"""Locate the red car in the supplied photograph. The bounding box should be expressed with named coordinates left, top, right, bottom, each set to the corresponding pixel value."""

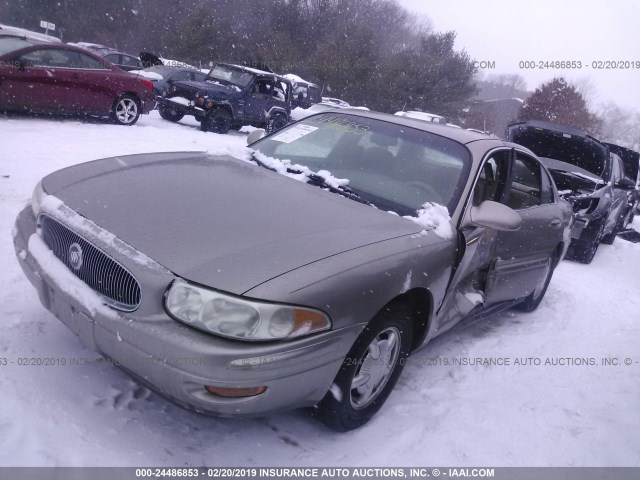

left=0, top=36, right=156, bottom=125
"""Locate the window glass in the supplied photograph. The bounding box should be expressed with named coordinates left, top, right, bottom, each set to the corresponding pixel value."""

left=506, top=154, right=542, bottom=210
left=308, top=86, right=320, bottom=103
left=540, top=165, right=555, bottom=204
left=78, top=52, right=108, bottom=69
left=192, top=71, right=207, bottom=81
left=103, top=54, right=120, bottom=64
left=472, top=151, right=510, bottom=206
left=120, top=55, right=141, bottom=67
left=171, top=71, right=191, bottom=82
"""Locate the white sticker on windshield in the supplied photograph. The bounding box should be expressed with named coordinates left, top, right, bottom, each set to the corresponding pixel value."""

left=271, top=124, right=318, bottom=143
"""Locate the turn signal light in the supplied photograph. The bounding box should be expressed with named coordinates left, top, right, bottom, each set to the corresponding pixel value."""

left=205, top=385, right=267, bottom=398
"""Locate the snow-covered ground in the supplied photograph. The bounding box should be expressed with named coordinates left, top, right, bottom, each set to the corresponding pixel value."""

left=0, top=111, right=639, bottom=467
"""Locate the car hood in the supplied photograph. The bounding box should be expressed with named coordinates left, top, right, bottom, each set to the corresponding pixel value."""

left=174, top=79, right=241, bottom=98
left=41, top=152, right=424, bottom=294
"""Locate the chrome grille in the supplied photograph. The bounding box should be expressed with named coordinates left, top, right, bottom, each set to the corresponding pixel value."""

left=39, top=215, right=141, bottom=311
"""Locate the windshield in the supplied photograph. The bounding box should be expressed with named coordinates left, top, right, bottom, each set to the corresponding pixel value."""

left=252, top=113, right=471, bottom=215
left=207, top=65, right=254, bottom=87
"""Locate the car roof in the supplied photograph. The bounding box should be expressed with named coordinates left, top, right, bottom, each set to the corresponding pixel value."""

left=321, top=109, right=501, bottom=145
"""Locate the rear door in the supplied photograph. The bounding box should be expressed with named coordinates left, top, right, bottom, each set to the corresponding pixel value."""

left=1, top=48, right=73, bottom=111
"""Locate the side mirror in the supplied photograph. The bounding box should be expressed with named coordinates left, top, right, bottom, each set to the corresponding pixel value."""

left=616, top=177, right=636, bottom=190
left=246, top=128, right=266, bottom=145
left=467, top=200, right=522, bottom=231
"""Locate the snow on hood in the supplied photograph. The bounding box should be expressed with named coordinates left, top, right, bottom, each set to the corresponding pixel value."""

left=38, top=194, right=170, bottom=273
left=403, top=202, right=453, bottom=239
left=252, top=150, right=349, bottom=189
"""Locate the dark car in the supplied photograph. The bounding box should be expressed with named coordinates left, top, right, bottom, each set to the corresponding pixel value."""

left=140, top=65, right=208, bottom=97
left=605, top=142, right=640, bottom=225
left=508, top=120, right=634, bottom=263
left=69, top=42, right=145, bottom=71
left=14, top=110, right=572, bottom=431
left=157, top=63, right=292, bottom=134
left=0, top=37, right=156, bottom=125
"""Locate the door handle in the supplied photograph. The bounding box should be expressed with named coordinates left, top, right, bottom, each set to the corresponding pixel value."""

left=550, top=219, right=562, bottom=228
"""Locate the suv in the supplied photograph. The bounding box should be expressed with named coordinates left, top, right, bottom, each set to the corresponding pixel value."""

left=507, top=121, right=635, bottom=263
left=157, top=63, right=292, bottom=134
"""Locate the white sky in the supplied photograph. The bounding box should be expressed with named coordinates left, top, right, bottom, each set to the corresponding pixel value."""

left=398, top=0, right=640, bottom=113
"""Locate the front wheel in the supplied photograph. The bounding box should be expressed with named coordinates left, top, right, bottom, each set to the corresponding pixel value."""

left=111, top=94, right=140, bottom=125
left=201, top=108, right=232, bottom=134
left=158, top=103, right=184, bottom=122
left=516, top=254, right=557, bottom=312
left=317, top=304, right=412, bottom=432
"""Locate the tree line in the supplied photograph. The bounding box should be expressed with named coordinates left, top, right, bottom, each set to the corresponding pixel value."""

left=2, top=0, right=636, bottom=148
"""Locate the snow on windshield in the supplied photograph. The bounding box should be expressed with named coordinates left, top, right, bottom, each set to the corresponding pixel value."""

left=252, top=150, right=349, bottom=189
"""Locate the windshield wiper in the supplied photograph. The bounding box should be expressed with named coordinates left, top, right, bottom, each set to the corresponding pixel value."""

left=251, top=153, right=375, bottom=208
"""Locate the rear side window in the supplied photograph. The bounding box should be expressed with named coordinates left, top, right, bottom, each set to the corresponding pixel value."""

left=103, top=54, right=120, bottom=64
left=308, top=87, right=321, bottom=103
left=121, top=54, right=141, bottom=68
left=78, top=52, right=108, bottom=69
left=540, top=166, right=555, bottom=204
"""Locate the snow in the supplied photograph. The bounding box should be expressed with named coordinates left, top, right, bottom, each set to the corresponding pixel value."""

left=130, top=70, right=164, bottom=81
left=252, top=151, right=349, bottom=189
left=403, top=202, right=454, bottom=239
left=0, top=112, right=639, bottom=467
left=166, top=96, right=190, bottom=106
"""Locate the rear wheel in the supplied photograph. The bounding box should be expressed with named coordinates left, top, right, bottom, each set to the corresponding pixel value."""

left=158, top=103, right=184, bottom=122
left=201, top=108, right=232, bottom=134
left=265, top=112, right=288, bottom=134
left=317, top=304, right=412, bottom=432
left=111, top=94, right=140, bottom=125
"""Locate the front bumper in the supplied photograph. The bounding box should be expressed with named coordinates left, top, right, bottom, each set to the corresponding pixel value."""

left=13, top=206, right=360, bottom=417
left=157, top=97, right=206, bottom=121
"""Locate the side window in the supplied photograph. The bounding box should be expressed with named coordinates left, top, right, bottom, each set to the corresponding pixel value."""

left=253, top=79, right=272, bottom=95
left=192, top=72, right=207, bottom=82
left=19, top=49, right=75, bottom=68
left=103, top=54, right=120, bottom=64
left=308, top=86, right=320, bottom=103
left=78, top=53, right=108, bottom=69
left=506, top=154, right=542, bottom=210
left=121, top=55, right=141, bottom=68
left=172, top=71, right=191, bottom=82
left=472, top=151, right=510, bottom=206
left=540, top=165, right=555, bottom=204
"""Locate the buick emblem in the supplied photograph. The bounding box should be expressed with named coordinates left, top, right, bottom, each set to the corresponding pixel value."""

left=68, top=243, right=83, bottom=270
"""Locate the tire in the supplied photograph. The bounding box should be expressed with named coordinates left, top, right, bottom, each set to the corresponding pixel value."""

left=201, top=108, right=232, bottom=134
left=515, top=254, right=557, bottom=312
left=110, top=94, right=140, bottom=125
left=600, top=231, right=616, bottom=245
left=569, top=219, right=605, bottom=264
left=158, top=103, right=184, bottom=122
left=265, top=112, right=288, bottom=134
left=317, top=304, right=413, bottom=432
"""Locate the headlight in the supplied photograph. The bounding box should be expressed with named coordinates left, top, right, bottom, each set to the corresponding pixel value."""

left=165, top=280, right=331, bottom=341
left=31, top=180, right=46, bottom=217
